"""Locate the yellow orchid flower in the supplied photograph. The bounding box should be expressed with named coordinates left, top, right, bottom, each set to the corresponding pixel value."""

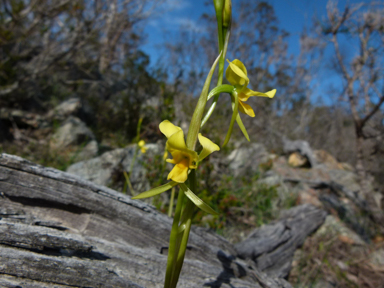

left=159, top=120, right=219, bottom=183
left=138, top=140, right=147, bottom=154
left=226, top=59, right=276, bottom=117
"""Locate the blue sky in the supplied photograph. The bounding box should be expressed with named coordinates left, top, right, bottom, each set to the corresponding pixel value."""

left=142, top=0, right=369, bottom=62
left=141, top=0, right=374, bottom=104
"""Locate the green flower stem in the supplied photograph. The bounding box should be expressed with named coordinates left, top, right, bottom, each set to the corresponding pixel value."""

left=124, top=117, right=144, bottom=195
left=123, top=170, right=135, bottom=195
left=170, top=171, right=197, bottom=287
left=171, top=199, right=193, bottom=287
left=203, top=29, right=231, bottom=129
left=163, top=5, right=232, bottom=286
left=164, top=187, right=186, bottom=288
left=207, top=85, right=234, bottom=101
left=168, top=186, right=176, bottom=218
left=201, top=84, right=234, bottom=128
left=165, top=171, right=197, bottom=288
left=213, top=0, right=224, bottom=51
left=222, top=90, right=239, bottom=147
left=186, top=53, right=221, bottom=150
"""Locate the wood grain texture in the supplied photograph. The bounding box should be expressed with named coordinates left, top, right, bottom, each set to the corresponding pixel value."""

left=0, top=153, right=297, bottom=287
left=235, top=204, right=327, bottom=278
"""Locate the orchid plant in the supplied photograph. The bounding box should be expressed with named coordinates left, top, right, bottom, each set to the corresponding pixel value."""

left=132, top=1, right=276, bottom=287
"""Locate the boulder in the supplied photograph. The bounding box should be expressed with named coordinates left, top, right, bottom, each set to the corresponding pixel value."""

left=66, top=143, right=160, bottom=193
left=369, top=248, right=384, bottom=267
left=73, top=140, right=99, bottom=162
left=47, top=97, right=93, bottom=124
left=288, top=152, right=309, bottom=168
left=47, top=97, right=82, bottom=121
left=315, top=215, right=366, bottom=246
left=282, top=137, right=317, bottom=167
left=0, top=108, right=49, bottom=129
left=227, top=143, right=270, bottom=176
left=50, top=116, right=95, bottom=150
left=314, top=149, right=344, bottom=170
left=328, top=169, right=361, bottom=194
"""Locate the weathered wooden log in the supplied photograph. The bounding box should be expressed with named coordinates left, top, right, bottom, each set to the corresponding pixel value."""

left=235, top=204, right=327, bottom=279
left=0, top=153, right=297, bottom=287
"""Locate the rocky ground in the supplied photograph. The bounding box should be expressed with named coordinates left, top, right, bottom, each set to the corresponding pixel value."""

left=1, top=98, right=383, bottom=287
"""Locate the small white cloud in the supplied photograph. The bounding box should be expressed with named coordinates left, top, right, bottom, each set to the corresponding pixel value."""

left=147, top=17, right=204, bottom=34
left=163, top=0, right=190, bottom=11
left=168, top=17, right=205, bottom=32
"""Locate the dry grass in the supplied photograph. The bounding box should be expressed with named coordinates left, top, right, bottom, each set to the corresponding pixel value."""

left=289, top=234, right=384, bottom=288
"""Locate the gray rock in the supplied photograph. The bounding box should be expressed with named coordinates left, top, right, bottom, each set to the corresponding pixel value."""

left=0, top=108, right=49, bottom=129
left=227, top=143, right=269, bottom=176
left=282, top=137, right=318, bottom=167
left=66, top=143, right=161, bottom=193
left=315, top=215, right=366, bottom=245
left=328, top=169, right=361, bottom=194
left=258, top=171, right=282, bottom=186
left=50, top=116, right=95, bottom=149
left=73, top=140, right=99, bottom=162
left=47, top=98, right=82, bottom=121
left=369, top=248, right=384, bottom=267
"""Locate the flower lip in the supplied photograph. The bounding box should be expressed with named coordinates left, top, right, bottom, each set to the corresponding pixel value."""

left=160, top=120, right=198, bottom=183
left=159, top=120, right=219, bottom=183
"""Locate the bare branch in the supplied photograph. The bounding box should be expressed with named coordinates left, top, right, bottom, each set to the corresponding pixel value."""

left=361, top=95, right=384, bottom=128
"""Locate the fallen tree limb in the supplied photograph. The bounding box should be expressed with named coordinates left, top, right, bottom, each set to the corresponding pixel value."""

left=0, top=153, right=297, bottom=287
left=235, top=204, right=327, bottom=279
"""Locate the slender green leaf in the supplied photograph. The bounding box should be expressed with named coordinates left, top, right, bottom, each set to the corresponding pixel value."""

left=179, top=183, right=218, bottom=215
left=132, top=181, right=178, bottom=200
left=222, top=90, right=239, bottom=147
left=186, top=51, right=222, bottom=150
left=164, top=187, right=185, bottom=288
left=236, top=113, right=250, bottom=141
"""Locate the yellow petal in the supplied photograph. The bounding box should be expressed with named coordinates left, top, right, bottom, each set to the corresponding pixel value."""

left=238, top=100, right=255, bottom=117
left=240, top=88, right=276, bottom=101
left=162, top=128, right=198, bottom=176
left=166, top=130, right=198, bottom=164
left=140, top=147, right=147, bottom=154
left=231, top=59, right=248, bottom=77
left=265, top=89, right=276, bottom=98
left=159, top=120, right=182, bottom=139
left=226, top=59, right=249, bottom=87
left=167, top=130, right=188, bottom=152
left=198, top=133, right=220, bottom=161
left=167, top=158, right=189, bottom=183
left=166, top=149, right=184, bottom=164
left=138, top=140, right=145, bottom=147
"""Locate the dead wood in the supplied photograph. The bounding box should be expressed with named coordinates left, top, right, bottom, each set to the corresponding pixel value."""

left=235, top=204, right=327, bottom=279
left=0, top=153, right=297, bottom=288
